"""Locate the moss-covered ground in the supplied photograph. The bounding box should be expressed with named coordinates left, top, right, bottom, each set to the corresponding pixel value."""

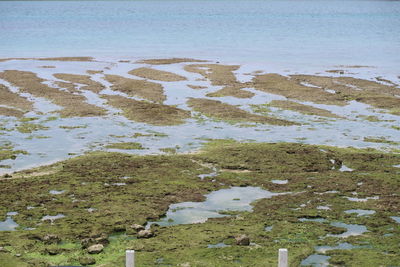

left=0, top=140, right=399, bottom=266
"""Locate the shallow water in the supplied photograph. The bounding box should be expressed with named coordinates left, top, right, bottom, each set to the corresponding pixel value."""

left=146, top=186, right=286, bottom=228
left=0, top=214, right=19, bottom=231
left=315, top=242, right=368, bottom=254
left=301, top=254, right=330, bottom=267
left=1, top=59, right=399, bottom=174
left=41, top=214, right=66, bottom=223
left=344, top=209, right=376, bottom=216
left=328, top=222, right=368, bottom=238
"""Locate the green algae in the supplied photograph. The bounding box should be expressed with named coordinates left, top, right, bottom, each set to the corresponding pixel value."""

left=0, top=141, right=399, bottom=266
left=363, top=137, right=400, bottom=145
left=105, top=142, right=145, bottom=150
left=187, top=98, right=298, bottom=126
left=16, top=123, right=49, bottom=134
left=0, top=144, right=28, bottom=161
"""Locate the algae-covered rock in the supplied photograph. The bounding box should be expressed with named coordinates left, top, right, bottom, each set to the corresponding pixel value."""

left=79, top=256, right=96, bottom=266
left=45, top=245, right=62, bottom=255
left=87, top=244, right=104, bottom=254
left=137, top=229, right=154, bottom=239
left=81, top=233, right=109, bottom=249
left=235, top=234, right=250, bottom=246
left=42, top=234, right=60, bottom=244
left=131, top=224, right=145, bottom=232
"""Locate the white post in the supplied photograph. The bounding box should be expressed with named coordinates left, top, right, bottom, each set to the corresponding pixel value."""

left=126, top=250, right=135, bottom=267
left=278, top=248, right=288, bottom=267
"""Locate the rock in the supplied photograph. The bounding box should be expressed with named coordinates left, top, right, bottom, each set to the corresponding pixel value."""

left=45, top=246, right=62, bottom=255
left=42, top=234, right=61, bottom=244
left=0, top=247, right=9, bottom=253
left=81, top=234, right=109, bottom=249
left=79, top=256, right=96, bottom=266
left=87, top=244, right=104, bottom=254
left=137, top=229, right=154, bottom=239
left=113, top=223, right=126, bottom=232
left=131, top=224, right=145, bottom=232
left=235, top=234, right=250, bottom=246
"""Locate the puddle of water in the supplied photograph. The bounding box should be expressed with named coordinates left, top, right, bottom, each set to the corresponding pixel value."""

left=0, top=216, right=19, bottom=231
left=49, top=190, right=65, bottom=195
left=328, top=222, right=368, bottom=238
left=315, top=242, right=368, bottom=254
left=41, top=214, right=65, bottom=223
left=301, top=254, right=330, bottom=266
left=390, top=216, right=400, bottom=223
left=344, top=209, right=375, bottom=216
left=316, top=206, right=330, bottom=210
left=198, top=168, right=218, bottom=180
left=112, top=182, right=126, bottom=186
left=299, top=218, right=327, bottom=223
left=147, top=186, right=287, bottom=228
left=339, top=164, right=354, bottom=172
left=207, top=242, right=230, bottom=248
left=345, top=196, right=379, bottom=202
left=271, top=179, right=288, bottom=185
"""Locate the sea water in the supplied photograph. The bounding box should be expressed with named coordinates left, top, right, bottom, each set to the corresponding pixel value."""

left=0, top=0, right=399, bottom=72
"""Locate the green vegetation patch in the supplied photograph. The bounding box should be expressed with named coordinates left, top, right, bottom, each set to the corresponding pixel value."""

left=0, top=144, right=28, bottom=161
left=105, top=74, right=166, bottom=104
left=104, top=95, right=190, bottom=126
left=105, top=142, right=145, bottom=150
left=263, top=100, right=342, bottom=119
left=187, top=98, right=298, bottom=126
left=0, top=141, right=399, bottom=266
left=16, top=123, right=49, bottom=134
left=129, top=67, right=187, bottom=82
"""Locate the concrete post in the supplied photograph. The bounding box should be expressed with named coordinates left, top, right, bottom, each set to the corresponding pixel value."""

left=126, top=250, right=135, bottom=267
left=278, top=248, right=288, bottom=267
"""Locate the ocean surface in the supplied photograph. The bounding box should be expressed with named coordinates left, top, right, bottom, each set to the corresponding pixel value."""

left=1, top=0, right=400, bottom=71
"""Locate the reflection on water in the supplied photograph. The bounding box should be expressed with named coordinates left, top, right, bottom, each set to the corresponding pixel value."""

left=0, top=212, right=19, bottom=231
left=147, top=187, right=287, bottom=228
left=301, top=254, right=330, bottom=267
left=328, top=222, right=368, bottom=238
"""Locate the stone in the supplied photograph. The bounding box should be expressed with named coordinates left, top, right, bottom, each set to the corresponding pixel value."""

left=45, top=246, right=62, bottom=255
left=42, top=234, right=60, bottom=244
left=137, top=229, right=154, bottom=239
left=235, top=234, right=250, bottom=246
left=79, top=256, right=96, bottom=266
left=131, top=224, right=145, bottom=232
left=87, top=244, right=104, bottom=254
left=81, top=234, right=108, bottom=249
left=0, top=247, right=9, bottom=253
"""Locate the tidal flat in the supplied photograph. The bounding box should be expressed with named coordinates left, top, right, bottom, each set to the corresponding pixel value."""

left=0, top=57, right=399, bottom=266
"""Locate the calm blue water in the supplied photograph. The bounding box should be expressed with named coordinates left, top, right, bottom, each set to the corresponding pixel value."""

left=0, top=1, right=399, bottom=68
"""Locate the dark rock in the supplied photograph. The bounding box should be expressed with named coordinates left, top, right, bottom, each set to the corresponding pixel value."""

left=79, top=256, right=96, bottom=266
left=235, top=234, right=250, bottom=246
left=45, top=246, right=62, bottom=255
left=81, top=233, right=109, bottom=249
left=42, top=234, right=61, bottom=244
